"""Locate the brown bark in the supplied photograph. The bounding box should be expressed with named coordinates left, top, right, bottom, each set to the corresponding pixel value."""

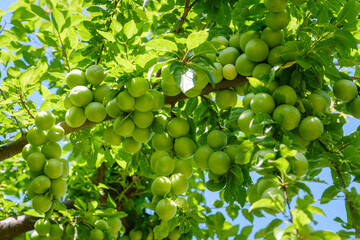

left=0, top=76, right=247, bottom=163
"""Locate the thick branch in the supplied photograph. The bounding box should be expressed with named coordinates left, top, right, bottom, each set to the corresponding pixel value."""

left=0, top=200, right=74, bottom=240
left=0, top=76, right=247, bottom=162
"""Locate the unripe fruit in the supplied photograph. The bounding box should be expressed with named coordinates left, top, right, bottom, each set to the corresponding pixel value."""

left=93, top=84, right=111, bottom=103
left=46, top=125, right=65, bottom=142
left=264, top=0, right=288, bottom=12
left=150, top=90, right=165, bottom=111
left=167, top=118, right=190, bottom=138
left=272, top=85, right=297, bottom=105
left=113, top=118, right=135, bottom=137
left=42, top=142, right=62, bottom=159
left=229, top=34, right=241, bottom=50
left=155, top=198, right=177, bottom=220
left=162, top=65, right=176, bottom=85
left=108, top=217, right=122, bottom=233
left=22, top=144, right=40, bottom=160
left=207, top=130, right=227, bottom=150
left=333, top=79, right=358, bottom=102
left=261, top=28, right=284, bottom=48
left=60, top=158, right=69, bottom=178
left=44, top=158, right=63, bottom=179
left=243, top=93, right=254, bottom=109
left=95, top=220, right=109, bottom=231
left=51, top=178, right=67, bottom=197
left=293, top=152, right=309, bottom=176
left=307, top=93, right=328, bottom=114
left=219, top=47, right=240, bottom=65
left=222, top=64, right=238, bottom=80
left=35, top=219, right=51, bottom=236
left=122, top=137, right=142, bottom=154
left=132, top=111, right=154, bottom=128
left=170, top=173, right=189, bottom=194
left=154, top=156, right=175, bottom=176
left=250, top=93, right=276, bottom=114
left=116, top=91, right=135, bottom=112
left=129, top=229, right=142, bottom=240
left=134, top=92, right=154, bottom=112
left=151, top=132, right=173, bottom=152
left=49, top=224, right=64, bottom=240
left=161, top=80, right=181, bottom=96
left=35, top=111, right=56, bottom=130
left=85, top=65, right=106, bottom=86
left=66, top=69, right=87, bottom=88
left=150, top=150, right=169, bottom=170
left=90, top=228, right=105, bottom=240
left=245, top=39, right=269, bottom=62
left=235, top=54, right=257, bottom=76
left=104, top=127, right=123, bottom=146
left=85, top=102, right=107, bottom=123
left=272, top=104, right=301, bottom=130
left=127, top=77, right=149, bottom=97
left=65, top=106, right=87, bottom=128
left=194, top=145, right=213, bottom=169
left=106, top=99, right=122, bottom=118
left=252, top=63, right=272, bottom=79
left=27, top=127, right=47, bottom=146
left=298, top=116, right=324, bottom=141
left=32, top=195, right=52, bottom=213
left=151, top=176, right=171, bottom=195
left=27, top=152, right=47, bottom=172
left=174, top=159, right=193, bottom=178
left=208, top=151, right=231, bottom=175
left=69, top=86, right=93, bottom=107
left=31, top=175, right=51, bottom=194
left=210, top=62, right=224, bottom=84
left=211, top=36, right=228, bottom=47
left=215, top=89, right=238, bottom=110
left=238, top=109, right=255, bottom=135
left=132, top=127, right=152, bottom=143
left=267, top=46, right=283, bottom=66
left=349, top=97, right=360, bottom=119
left=240, top=31, right=260, bottom=52
left=64, top=93, right=73, bottom=110
left=265, top=10, right=290, bottom=30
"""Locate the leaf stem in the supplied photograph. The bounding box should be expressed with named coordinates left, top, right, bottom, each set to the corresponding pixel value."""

left=318, top=140, right=360, bottom=237
left=96, top=0, right=121, bottom=65
left=19, top=93, right=35, bottom=120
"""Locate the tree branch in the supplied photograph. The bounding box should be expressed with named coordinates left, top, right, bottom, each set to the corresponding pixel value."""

left=0, top=76, right=247, bottom=162
left=318, top=140, right=360, bottom=237
left=175, top=0, right=200, bottom=34
left=0, top=200, right=74, bottom=240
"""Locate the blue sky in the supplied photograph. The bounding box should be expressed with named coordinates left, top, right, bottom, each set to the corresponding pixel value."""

left=1, top=1, right=360, bottom=239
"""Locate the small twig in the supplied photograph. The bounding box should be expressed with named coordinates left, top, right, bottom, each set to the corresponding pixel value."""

left=175, top=0, right=200, bottom=34
left=318, top=140, right=360, bottom=237
left=96, top=0, right=121, bottom=65
left=57, top=31, right=71, bottom=71
left=19, top=94, right=35, bottom=119
left=299, top=12, right=310, bottom=32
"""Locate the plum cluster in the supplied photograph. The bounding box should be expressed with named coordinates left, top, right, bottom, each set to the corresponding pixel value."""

left=103, top=77, right=165, bottom=154
left=31, top=219, right=64, bottom=239
left=22, top=111, right=68, bottom=214
left=64, top=65, right=109, bottom=128
left=148, top=117, right=195, bottom=222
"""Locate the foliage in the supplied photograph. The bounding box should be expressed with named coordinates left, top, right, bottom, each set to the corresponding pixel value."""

left=0, top=0, right=360, bottom=239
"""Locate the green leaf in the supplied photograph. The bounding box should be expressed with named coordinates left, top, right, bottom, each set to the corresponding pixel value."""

left=192, top=41, right=218, bottom=56
left=273, top=158, right=290, bottom=173
left=97, top=30, right=116, bottom=42
left=249, top=198, right=278, bottom=212
left=309, top=231, right=341, bottom=240
left=30, top=4, right=50, bottom=21
left=173, top=66, right=197, bottom=93
left=320, top=185, right=340, bottom=204
left=186, top=30, right=209, bottom=50
left=123, top=20, right=137, bottom=39
left=226, top=204, right=240, bottom=220
left=291, top=208, right=311, bottom=229
left=51, top=8, right=65, bottom=32
left=145, top=39, right=178, bottom=52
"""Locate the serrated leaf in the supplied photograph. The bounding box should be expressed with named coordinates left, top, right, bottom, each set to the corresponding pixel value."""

left=123, top=20, right=137, bottom=39
left=97, top=30, right=115, bottom=42
left=186, top=30, right=209, bottom=50
left=146, top=39, right=178, bottom=52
